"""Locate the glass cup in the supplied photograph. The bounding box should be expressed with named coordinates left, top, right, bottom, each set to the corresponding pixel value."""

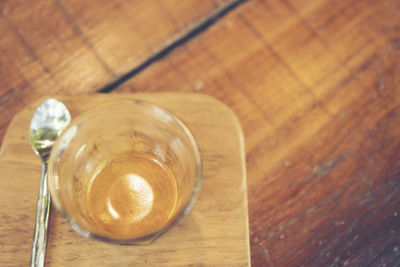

left=47, top=100, right=201, bottom=244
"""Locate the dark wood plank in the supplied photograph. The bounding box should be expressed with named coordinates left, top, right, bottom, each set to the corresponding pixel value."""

left=0, top=0, right=238, bottom=144
left=115, top=0, right=400, bottom=265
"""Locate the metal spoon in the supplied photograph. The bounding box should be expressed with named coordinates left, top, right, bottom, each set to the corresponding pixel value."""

left=29, top=98, right=71, bottom=267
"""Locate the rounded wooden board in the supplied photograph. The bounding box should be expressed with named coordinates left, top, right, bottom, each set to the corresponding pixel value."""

left=0, top=93, right=250, bottom=266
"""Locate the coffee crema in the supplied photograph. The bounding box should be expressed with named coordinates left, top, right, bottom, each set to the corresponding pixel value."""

left=86, top=151, right=178, bottom=239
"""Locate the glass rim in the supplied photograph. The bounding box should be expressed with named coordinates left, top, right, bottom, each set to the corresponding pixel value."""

left=48, top=99, right=202, bottom=244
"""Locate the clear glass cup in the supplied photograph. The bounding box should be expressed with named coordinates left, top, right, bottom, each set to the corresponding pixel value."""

left=47, top=100, right=201, bottom=244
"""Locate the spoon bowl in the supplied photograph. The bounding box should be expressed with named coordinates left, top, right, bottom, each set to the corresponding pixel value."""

left=30, top=99, right=71, bottom=158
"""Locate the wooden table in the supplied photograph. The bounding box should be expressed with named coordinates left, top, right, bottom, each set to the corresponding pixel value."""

left=1, top=0, right=399, bottom=266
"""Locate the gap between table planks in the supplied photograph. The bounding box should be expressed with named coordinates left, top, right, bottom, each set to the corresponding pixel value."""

left=0, top=0, right=243, bottom=146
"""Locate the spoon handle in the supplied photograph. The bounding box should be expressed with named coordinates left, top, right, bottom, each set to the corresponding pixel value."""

left=30, top=162, right=51, bottom=267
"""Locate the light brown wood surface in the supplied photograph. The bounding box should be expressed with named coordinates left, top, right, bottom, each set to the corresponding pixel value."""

left=0, top=93, right=250, bottom=266
left=1, top=0, right=400, bottom=265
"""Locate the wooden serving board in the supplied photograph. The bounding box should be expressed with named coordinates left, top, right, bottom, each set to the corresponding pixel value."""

left=0, top=93, right=250, bottom=266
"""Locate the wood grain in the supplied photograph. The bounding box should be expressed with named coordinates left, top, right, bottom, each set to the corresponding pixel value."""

left=114, top=0, right=400, bottom=265
left=0, top=0, right=239, bottom=145
left=0, top=93, right=250, bottom=266
left=1, top=0, right=400, bottom=265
